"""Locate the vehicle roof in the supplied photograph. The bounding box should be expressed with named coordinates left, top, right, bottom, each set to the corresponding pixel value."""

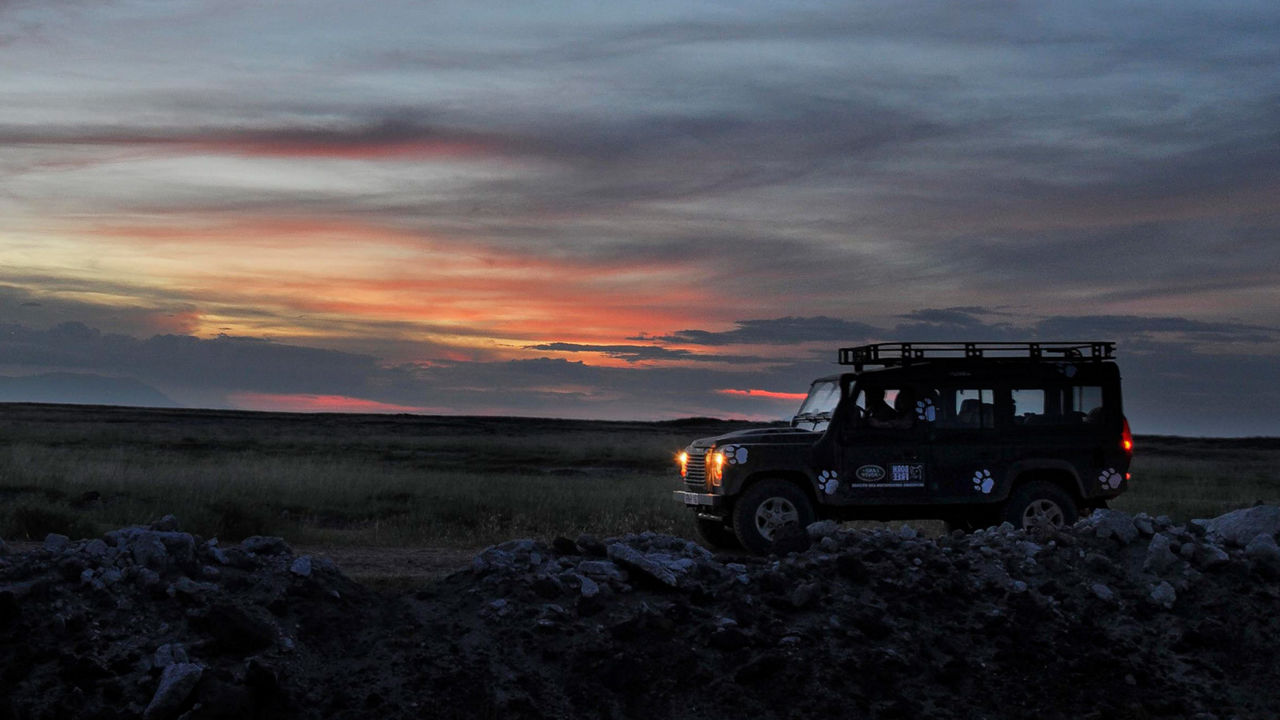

left=843, top=358, right=1120, bottom=384
left=838, top=341, right=1115, bottom=370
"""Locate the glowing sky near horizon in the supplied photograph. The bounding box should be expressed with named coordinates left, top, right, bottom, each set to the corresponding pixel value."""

left=2, top=0, right=1279, bottom=435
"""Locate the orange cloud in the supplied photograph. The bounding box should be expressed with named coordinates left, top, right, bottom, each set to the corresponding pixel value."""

left=228, top=392, right=430, bottom=414
left=78, top=216, right=710, bottom=353
left=715, top=388, right=808, bottom=401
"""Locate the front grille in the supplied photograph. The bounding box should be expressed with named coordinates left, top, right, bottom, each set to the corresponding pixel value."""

left=683, top=450, right=707, bottom=491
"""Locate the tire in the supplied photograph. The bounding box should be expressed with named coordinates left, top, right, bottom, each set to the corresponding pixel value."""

left=695, top=517, right=742, bottom=550
left=732, top=479, right=816, bottom=554
left=1002, top=480, right=1078, bottom=531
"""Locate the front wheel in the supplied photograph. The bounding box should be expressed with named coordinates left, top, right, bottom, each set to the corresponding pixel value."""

left=695, top=517, right=742, bottom=550
left=732, top=479, right=816, bottom=554
left=1002, top=481, right=1078, bottom=531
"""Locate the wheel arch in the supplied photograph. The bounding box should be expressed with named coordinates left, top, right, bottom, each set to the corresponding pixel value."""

left=1009, top=462, right=1084, bottom=502
left=739, top=470, right=819, bottom=508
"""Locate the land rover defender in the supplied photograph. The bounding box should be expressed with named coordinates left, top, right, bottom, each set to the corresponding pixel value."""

left=674, top=342, right=1133, bottom=552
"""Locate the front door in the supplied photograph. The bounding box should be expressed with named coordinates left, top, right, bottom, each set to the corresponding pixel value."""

left=821, top=383, right=932, bottom=505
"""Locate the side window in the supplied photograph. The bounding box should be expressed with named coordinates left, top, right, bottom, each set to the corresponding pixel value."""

left=860, top=385, right=923, bottom=431
left=1075, top=386, right=1105, bottom=423
left=1015, top=385, right=1104, bottom=425
left=1011, top=389, right=1046, bottom=425
left=938, top=388, right=995, bottom=429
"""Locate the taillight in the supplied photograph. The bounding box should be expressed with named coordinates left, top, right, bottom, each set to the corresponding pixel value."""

left=1121, top=417, right=1133, bottom=454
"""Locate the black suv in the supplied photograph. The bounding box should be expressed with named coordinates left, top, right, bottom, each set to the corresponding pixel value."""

left=675, top=342, right=1133, bottom=552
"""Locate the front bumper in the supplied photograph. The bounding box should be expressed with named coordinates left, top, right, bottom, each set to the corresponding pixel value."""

left=673, top=490, right=724, bottom=507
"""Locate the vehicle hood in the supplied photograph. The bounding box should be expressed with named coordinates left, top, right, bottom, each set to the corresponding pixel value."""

left=687, top=426, right=819, bottom=449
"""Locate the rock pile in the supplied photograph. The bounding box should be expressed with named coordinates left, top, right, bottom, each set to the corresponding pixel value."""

left=0, top=515, right=374, bottom=720
left=4, top=507, right=1280, bottom=719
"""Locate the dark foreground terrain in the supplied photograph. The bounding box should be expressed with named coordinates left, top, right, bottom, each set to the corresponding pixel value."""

left=4, top=507, right=1280, bottom=720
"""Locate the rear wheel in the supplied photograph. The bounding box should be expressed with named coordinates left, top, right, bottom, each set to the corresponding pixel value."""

left=1002, top=480, right=1078, bottom=531
left=732, top=479, right=815, bottom=554
left=695, top=516, right=742, bottom=550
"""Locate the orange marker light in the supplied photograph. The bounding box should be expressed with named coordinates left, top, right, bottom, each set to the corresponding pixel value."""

left=708, top=451, right=726, bottom=486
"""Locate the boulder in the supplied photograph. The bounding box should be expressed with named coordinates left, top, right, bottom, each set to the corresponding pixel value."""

left=149, top=515, right=182, bottom=532
left=1132, top=513, right=1156, bottom=536
left=154, top=643, right=189, bottom=668
left=1245, top=534, right=1280, bottom=575
left=1144, top=533, right=1182, bottom=575
left=289, top=556, right=313, bottom=578
left=1149, top=581, right=1177, bottom=609
left=1084, top=509, right=1140, bottom=545
left=240, top=536, right=291, bottom=556
left=143, top=662, right=203, bottom=720
left=43, top=534, right=71, bottom=553
left=105, top=527, right=197, bottom=570
left=1091, top=583, right=1115, bottom=602
left=1196, top=506, right=1280, bottom=547
left=605, top=543, right=679, bottom=588
left=577, top=560, right=628, bottom=582
left=806, top=520, right=841, bottom=539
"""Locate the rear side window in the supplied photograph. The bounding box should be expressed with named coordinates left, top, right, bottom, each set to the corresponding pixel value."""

left=1012, top=385, right=1105, bottom=425
left=937, top=388, right=995, bottom=429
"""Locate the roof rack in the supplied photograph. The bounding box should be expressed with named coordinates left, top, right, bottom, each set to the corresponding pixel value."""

left=838, top=342, right=1114, bottom=371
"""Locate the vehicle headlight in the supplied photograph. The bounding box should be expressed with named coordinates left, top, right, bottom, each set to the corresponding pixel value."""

left=676, top=451, right=689, bottom=477
left=708, top=450, right=726, bottom=486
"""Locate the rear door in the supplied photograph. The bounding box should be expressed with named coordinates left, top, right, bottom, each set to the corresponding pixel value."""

left=930, top=383, right=1007, bottom=502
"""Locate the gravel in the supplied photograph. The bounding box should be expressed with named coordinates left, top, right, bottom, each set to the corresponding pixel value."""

left=3, top=507, right=1280, bottom=719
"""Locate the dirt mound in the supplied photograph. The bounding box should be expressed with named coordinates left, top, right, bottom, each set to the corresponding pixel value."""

left=3, top=508, right=1280, bottom=719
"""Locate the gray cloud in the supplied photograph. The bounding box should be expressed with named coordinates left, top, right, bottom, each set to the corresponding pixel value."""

left=0, top=117, right=501, bottom=156
left=0, top=282, right=199, bottom=337
left=1, top=313, right=1277, bottom=434
left=0, top=321, right=384, bottom=403
left=1033, top=315, right=1279, bottom=345
left=642, top=317, right=880, bottom=347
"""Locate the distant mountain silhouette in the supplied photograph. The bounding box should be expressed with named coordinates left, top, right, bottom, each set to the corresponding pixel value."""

left=0, top=373, right=179, bottom=408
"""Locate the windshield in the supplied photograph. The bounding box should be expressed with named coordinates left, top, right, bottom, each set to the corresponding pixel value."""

left=792, top=379, right=840, bottom=430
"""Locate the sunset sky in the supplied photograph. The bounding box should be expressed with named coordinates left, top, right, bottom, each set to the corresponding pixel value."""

left=2, top=1, right=1278, bottom=436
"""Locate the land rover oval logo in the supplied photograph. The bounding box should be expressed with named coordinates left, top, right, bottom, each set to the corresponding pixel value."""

left=855, top=465, right=886, bottom=482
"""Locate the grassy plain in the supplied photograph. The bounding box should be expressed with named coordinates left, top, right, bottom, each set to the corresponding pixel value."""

left=1, top=403, right=1277, bottom=546
left=0, top=403, right=741, bottom=546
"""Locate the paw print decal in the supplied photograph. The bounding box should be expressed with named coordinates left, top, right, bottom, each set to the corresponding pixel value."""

left=972, top=469, right=994, bottom=494
left=721, top=445, right=748, bottom=466
left=915, top=398, right=936, bottom=422
left=817, top=470, right=839, bottom=495
left=1098, top=468, right=1121, bottom=490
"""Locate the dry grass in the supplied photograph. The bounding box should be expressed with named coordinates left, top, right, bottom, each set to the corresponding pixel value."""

left=0, top=404, right=740, bottom=545
left=1, top=403, right=1276, bottom=546
left=1113, top=436, right=1280, bottom=520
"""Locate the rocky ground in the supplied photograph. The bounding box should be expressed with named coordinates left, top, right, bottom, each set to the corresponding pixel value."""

left=3, top=507, right=1280, bottom=720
